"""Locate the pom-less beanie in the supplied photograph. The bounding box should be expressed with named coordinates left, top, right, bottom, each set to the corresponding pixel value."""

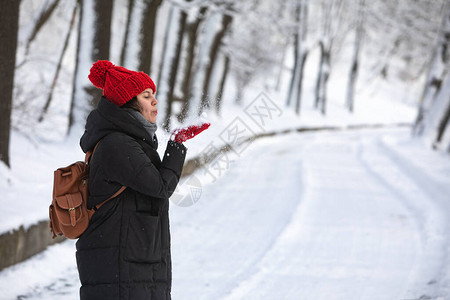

left=88, top=60, right=156, bottom=106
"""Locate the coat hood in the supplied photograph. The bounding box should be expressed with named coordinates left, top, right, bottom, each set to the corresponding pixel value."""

left=80, top=97, right=157, bottom=153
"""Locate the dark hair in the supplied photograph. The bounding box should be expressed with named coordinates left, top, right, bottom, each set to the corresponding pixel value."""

left=121, top=96, right=141, bottom=111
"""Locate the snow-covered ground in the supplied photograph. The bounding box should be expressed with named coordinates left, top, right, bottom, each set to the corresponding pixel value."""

left=0, top=79, right=417, bottom=235
left=4, top=1, right=448, bottom=299
left=1, top=126, right=449, bottom=300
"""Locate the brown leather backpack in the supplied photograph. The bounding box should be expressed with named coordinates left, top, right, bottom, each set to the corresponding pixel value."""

left=49, top=143, right=125, bottom=239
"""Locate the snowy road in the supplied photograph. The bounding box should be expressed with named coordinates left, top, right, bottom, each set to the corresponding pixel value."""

left=1, top=127, right=449, bottom=300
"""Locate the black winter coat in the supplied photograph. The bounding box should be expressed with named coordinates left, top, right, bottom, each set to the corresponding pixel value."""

left=76, top=97, right=186, bottom=300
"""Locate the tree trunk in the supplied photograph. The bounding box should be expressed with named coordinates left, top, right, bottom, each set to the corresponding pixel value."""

left=274, top=0, right=288, bottom=92
left=215, top=54, right=230, bottom=115
left=91, top=0, right=113, bottom=105
left=314, top=42, right=324, bottom=109
left=295, top=50, right=308, bottom=115
left=435, top=92, right=450, bottom=145
left=163, top=8, right=188, bottom=131
left=139, top=0, right=163, bottom=74
left=346, top=0, right=365, bottom=113
left=0, top=0, right=20, bottom=167
left=321, top=49, right=330, bottom=115
left=69, top=0, right=112, bottom=133
left=346, top=60, right=358, bottom=113
left=288, top=0, right=309, bottom=113
left=39, top=3, right=78, bottom=123
left=198, top=13, right=233, bottom=116
left=314, top=0, right=343, bottom=115
left=414, top=0, right=450, bottom=136
left=315, top=40, right=330, bottom=115
left=121, top=0, right=162, bottom=74
left=178, top=6, right=208, bottom=123
left=286, top=1, right=301, bottom=107
left=120, top=0, right=134, bottom=66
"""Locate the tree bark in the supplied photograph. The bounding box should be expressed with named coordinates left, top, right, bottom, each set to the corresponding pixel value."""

left=198, top=13, right=233, bottom=116
left=0, top=0, right=20, bottom=167
left=91, top=0, right=113, bottom=96
left=139, top=0, right=163, bottom=74
left=315, top=40, right=331, bottom=115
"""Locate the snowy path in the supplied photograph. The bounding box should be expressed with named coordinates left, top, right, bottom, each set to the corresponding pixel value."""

left=1, top=128, right=449, bottom=300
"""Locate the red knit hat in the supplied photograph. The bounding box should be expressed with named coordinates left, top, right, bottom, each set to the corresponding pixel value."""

left=88, top=60, right=156, bottom=106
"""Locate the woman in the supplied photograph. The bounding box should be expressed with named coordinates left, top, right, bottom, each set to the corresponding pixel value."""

left=76, top=60, right=209, bottom=300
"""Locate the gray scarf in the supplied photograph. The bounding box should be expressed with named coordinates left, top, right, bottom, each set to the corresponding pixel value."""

left=124, top=108, right=157, bottom=141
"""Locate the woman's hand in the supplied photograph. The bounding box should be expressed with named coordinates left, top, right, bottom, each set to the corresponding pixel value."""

left=171, top=123, right=210, bottom=144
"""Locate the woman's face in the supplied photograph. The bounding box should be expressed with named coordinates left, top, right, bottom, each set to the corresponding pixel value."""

left=136, top=88, right=158, bottom=123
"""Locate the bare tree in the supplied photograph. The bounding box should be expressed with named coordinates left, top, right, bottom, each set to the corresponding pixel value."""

left=286, top=0, right=309, bottom=115
left=178, top=5, right=208, bottom=122
left=229, top=25, right=274, bottom=105
left=162, top=4, right=188, bottom=130
left=413, top=0, right=450, bottom=152
left=39, top=3, right=78, bottom=123
left=0, top=0, right=20, bottom=167
left=363, top=1, right=444, bottom=85
left=224, top=0, right=284, bottom=106
left=345, top=0, right=365, bottom=113
left=198, top=11, right=233, bottom=115
left=314, top=0, right=345, bottom=115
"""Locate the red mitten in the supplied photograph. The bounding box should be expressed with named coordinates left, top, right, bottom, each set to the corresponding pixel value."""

left=171, top=123, right=210, bottom=144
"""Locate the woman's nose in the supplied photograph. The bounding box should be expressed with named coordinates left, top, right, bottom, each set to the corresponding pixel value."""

left=152, top=97, right=158, bottom=106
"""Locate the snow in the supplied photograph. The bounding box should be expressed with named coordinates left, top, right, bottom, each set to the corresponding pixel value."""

left=1, top=127, right=450, bottom=300
left=4, top=25, right=441, bottom=300
left=0, top=44, right=447, bottom=297
left=2, top=1, right=449, bottom=299
left=0, top=133, right=84, bottom=233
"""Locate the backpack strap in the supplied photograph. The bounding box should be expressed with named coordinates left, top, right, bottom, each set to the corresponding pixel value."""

left=84, top=141, right=101, bottom=164
left=93, top=186, right=127, bottom=211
